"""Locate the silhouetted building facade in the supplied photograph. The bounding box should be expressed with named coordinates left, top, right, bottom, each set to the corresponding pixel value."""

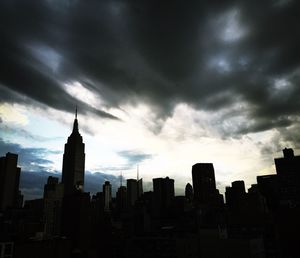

left=103, top=181, right=112, bottom=212
left=225, top=180, right=246, bottom=212
left=62, top=110, right=85, bottom=196
left=43, top=176, right=64, bottom=237
left=127, top=179, right=138, bottom=208
left=23, top=198, right=45, bottom=237
left=152, top=177, right=174, bottom=217
left=257, top=174, right=279, bottom=211
left=274, top=148, right=300, bottom=207
left=192, top=163, right=218, bottom=206
left=0, top=152, right=21, bottom=211
left=246, top=184, right=268, bottom=214
left=116, top=186, right=127, bottom=214
left=61, top=192, right=91, bottom=253
left=185, top=183, right=193, bottom=201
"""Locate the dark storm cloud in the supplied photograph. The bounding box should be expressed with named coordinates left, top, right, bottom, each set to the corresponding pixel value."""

left=20, top=170, right=120, bottom=200
left=0, top=138, right=61, bottom=171
left=84, top=171, right=120, bottom=194
left=1, top=0, right=300, bottom=136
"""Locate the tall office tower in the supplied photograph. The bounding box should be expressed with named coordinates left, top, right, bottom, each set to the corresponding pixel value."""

left=127, top=179, right=138, bottom=207
left=0, top=152, right=21, bottom=211
left=185, top=183, right=194, bottom=201
left=257, top=174, right=279, bottom=211
left=103, top=181, right=112, bottom=212
left=247, top=184, right=267, bottom=214
left=274, top=148, right=300, bottom=207
left=152, top=177, right=175, bottom=217
left=192, top=163, right=217, bottom=205
left=225, top=180, right=246, bottom=211
left=62, top=109, right=85, bottom=196
left=43, top=176, right=64, bottom=237
left=116, top=186, right=127, bottom=213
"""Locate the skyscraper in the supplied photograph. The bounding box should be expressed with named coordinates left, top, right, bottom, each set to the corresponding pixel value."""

left=225, top=180, right=246, bottom=211
left=43, top=176, right=64, bottom=237
left=192, top=163, right=217, bottom=205
left=0, top=152, right=21, bottom=211
left=62, top=109, right=85, bottom=196
left=152, top=177, right=175, bottom=217
left=116, top=186, right=127, bottom=213
left=185, top=183, right=193, bottom=201
left=103, top=181, right=112, bottom=212
left=127, top=179, right=138, bottom=207
left=274, top=148, right=300, bottom=207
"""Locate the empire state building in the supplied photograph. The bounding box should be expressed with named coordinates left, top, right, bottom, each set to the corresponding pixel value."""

left=62, top=109, right=85, bottom=196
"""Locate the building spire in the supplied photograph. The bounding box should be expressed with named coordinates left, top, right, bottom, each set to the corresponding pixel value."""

left=137, top=164, right=139, bottom=181
left=72, top=106, right=79, bottom=133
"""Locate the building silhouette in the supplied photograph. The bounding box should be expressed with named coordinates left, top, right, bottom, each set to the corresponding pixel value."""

left=127, top=179, right=138, bottom=208
left=61, top=109, right=85, bottom=196
left=274, top=148, right=300, bottom=207
left=185, top=183, right=193, bottom=201
left=61, top=191, right=91, bottom=253
left=152, top=177, right=175, bottom=217
left=0, top=152, right=21, bottom=211
left=192, top=163, right=217, bottom=205
left=257, top=174, right=279, bottom=211
left=116, top=186, right=127, bottom=214
left=225, top=180, right=246, bottom=212
left=103, top=181, right=112, bottom=212
left=43, top=176, right=64, bottom=237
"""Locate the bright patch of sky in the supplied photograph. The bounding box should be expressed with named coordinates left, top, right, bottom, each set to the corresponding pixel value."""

left=64, top=81, right=105, bottom=109
left=211, top=8, right=248, bottom=43
left=0, top=103, right=28, bottom=125
left=273, top=78, right=292, bottom=91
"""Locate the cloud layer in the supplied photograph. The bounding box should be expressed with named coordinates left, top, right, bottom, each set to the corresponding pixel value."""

left=0, top=0, right=299, bottom=139
left=20, top=170, right=120, bottom=200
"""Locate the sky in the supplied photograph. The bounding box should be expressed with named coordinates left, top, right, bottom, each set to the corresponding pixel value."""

left=0, top=0, right=300, bottom=199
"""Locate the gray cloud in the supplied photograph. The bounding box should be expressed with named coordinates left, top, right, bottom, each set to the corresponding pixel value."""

left=118, top=150, right=153, bottom=167
left=0, top=0, right=300, bottom=138
left=0, top=138, right=61, bottom=171
left=20, top=170, right=120, bottom=200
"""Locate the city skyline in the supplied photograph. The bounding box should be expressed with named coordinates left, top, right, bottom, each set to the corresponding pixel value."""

left=1, top=103, right=300, bottom=200
left=1, top=0, right=300, bottom=200
left=0, top=112, right=297, bottom=201
left=1, top=125, right=299, bottom=257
